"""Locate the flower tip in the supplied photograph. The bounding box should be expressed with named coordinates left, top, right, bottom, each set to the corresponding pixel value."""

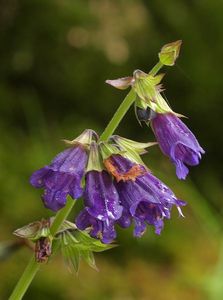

left=175, top=162, right=189, bottom=180
left=105, top=77, right=133, bottom=90
left=159, top=40, right=182, bottom=66
left=177, top=206, right=185, bottom=218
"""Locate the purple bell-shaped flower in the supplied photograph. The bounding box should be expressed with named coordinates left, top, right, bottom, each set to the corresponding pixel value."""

left=30, top=129, right=97, bottom=211
left=151, top=112, right=205, bottom=179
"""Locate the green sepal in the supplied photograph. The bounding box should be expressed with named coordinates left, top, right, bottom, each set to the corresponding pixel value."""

left=154, top=93, right=174, bottom=113
left=158, top=40, right=182, bottom=66
left=86, top=141, right=104, bottom=172
left=132, top=70, right=157, bottom=106
left=132, top=70, right=172, bottom=113
left=60, top=232, right=81, bottom=273
left=73, top=229, right=116, bottom=252
left=111, top=135, right=157, bottom=155
left=121, top=146, right=147, bottom=167
left=135, top=95, right=147, bottom=110
left=13, top=219, right=52, bottom=242
left=99, top=142, right=123, bottom=161
left=81, top=250, right=98, bottom=271
left=59, top=227, right=115, bottom=274
left=109, top=135, right=156, bottom=167
left=63, top=129, right=98, bottom=147
left=53, top=219, right=77, bottom=235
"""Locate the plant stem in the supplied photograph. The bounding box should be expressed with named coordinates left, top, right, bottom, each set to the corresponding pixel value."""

left=9, top=257, right=39, bottom=300
left=50, top=197, right=75, bottom=236
left=9, top=198, right=75, bottom=300
left=149, top=61, right=163, bottom=76
left=9, top=60, right=164, bottom=300
left=99, top=89, right=136, bottom=141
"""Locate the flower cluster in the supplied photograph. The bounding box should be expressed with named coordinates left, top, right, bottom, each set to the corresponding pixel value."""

left=29, top=41, right=204, bottom=244
left=30, top=130, right=186, bottom=243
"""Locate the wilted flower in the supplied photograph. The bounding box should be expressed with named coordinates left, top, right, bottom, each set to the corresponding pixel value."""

left=151, top=112, right=205, bottom=179
left=30, top=129, right=97, bottom=211
left=14, top=218, right=52, bottom=263
left=35, top=237, right=52, bottom=263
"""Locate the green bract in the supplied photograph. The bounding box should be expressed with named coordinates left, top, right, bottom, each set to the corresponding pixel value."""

left=59, top=227, right=115, bottom=273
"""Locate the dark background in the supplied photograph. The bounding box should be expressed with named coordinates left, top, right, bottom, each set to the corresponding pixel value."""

left=1, top=1, right=223, bottom=299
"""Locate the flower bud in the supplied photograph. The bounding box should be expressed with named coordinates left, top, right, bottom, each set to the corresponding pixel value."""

left=158, top=40, right=182, bottom=66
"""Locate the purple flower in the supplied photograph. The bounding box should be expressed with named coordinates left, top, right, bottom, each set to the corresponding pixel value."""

left=76, top=209, right=117, bottom=244
left=116, top=171, right=185, bottom=236
left=76, top=170, right=123, bottom=244
left=105, top=154, right=185, bottom=237
left=151, top=112, right=205, bottom=180
left=30, top=145, right=88, bottom=211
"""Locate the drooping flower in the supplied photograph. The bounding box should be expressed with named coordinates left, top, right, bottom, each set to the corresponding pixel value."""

left=103, top=151, right=185, bottom=237
left=76, top=142, right=123, bottom=244
left=76, top=208, right=117, bottom=244
left=107, top=63, right=204, bottom=180
left=30, top=129, right=97, bottom=211
left=151, top=112, right=205, bottom=180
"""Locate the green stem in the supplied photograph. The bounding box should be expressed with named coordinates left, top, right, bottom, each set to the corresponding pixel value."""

left=9, top=60, right=164, bottom=300
left=149, top=61, right=163, bottom=76
left=50, top=197, right=75, bottom=236
left=9, top=198, right=75, bottom=300
left=9, top=257, right=39, bottom=300
left=99, top=89, right=136, bottom=141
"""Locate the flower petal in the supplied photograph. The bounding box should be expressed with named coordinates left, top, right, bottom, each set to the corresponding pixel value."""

left=76, top=209, right=116, bottom=244
left=84, top=171, right=122, bottom=221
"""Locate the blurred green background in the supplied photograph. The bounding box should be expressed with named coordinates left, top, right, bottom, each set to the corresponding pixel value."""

left=1, top=0, right=223, bottom=299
